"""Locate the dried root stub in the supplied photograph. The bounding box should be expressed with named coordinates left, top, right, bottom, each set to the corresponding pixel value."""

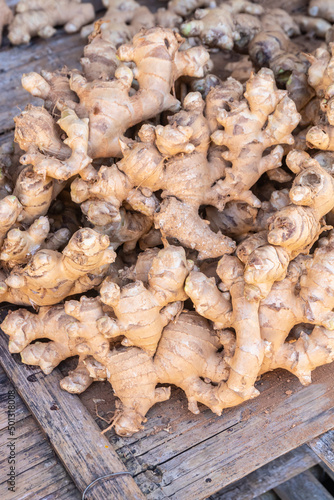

left=8, top=0, right=95, bottom=45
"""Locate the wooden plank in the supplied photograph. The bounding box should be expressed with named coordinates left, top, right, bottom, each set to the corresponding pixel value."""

left=0, top=421, right=59, bottom=478
left=107, top=369, right=288, bottom=456
left=44, top=483, right=82, bottom=500
left=131, top=364, right=334, bottom=499
left=0, top=415, right=41, bottom=449
left=0, top=368, right=30, bottom=430
left=274, top=470, right=334, bottom=500
left=0, top=330, right=145, bottom=500
left=209, top=445, right=320, bottom=500
left=0, top=365, right=80, bottom=499
left=0, top=455, right=76, bottom=500
left=308, top=430, right=334, bottom=473
left=78, top=359, right=334, bottom=499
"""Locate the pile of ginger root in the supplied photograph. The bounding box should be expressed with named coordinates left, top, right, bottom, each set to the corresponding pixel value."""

left=3, top=0, right=334, bottom=438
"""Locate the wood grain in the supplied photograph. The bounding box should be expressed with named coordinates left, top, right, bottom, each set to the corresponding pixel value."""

left=123, top=365, right=334, bottom=499
left=0, top=365, right=80, bottom=500
left=209, top=445, right=320, bottom=500
left=309, top=431, right=334, bottom=473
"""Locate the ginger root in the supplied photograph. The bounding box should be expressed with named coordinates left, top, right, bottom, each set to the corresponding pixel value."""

left=210, top=68, right=300, bottom=209
left=309, top=0, right=334, bottom=22
left=180, top=0, right=264, bottom=51
left=2, top=308, right=229, bottom=436
left=8, top=0, right=95, bottom=45
left=3, top=6, right=334, bottom=441
left=73, top=70, right=299, bottom=259
left=306, top=44, right=334, bottom=149
left=0, top=216, right=70, bottom=267
left=2, top=296, right=110, bottom=374
left=239, top=150, right=334, bottom=300
left=100, top=311, right=228, bottom=435
left=97, top=245, right=192, bottom=354
left=20, top=28, right=210, bottom=162
left=0, top=0, right=13, bottom=46
left=0, top=228, right=115, bottom=306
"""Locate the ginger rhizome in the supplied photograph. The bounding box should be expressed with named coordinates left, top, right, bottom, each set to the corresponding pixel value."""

left=306, top=43, right=334, bottom=151
left=0, top=0, right=13, bottom=46
left=72, top=70, right=299, bottom=259
left=239, top=150, right=334, bottom=300
left=186, top=235, right=334, bottom=404
left=309, top=0, right=334, bottom=22
left=8, top=0, right=95, bottom=45
left=2, top=307, right=229, bottom=436
left=210, top=68, right=299, bottom=208
left=0, top=228, right=115, bottom=306
left=179, top=2, right=326, bottom=113
left=72, top=90, right=236, bottom=259
left=97, top=245, right=193, bottom=354
left=4, top=10, right=334, bottom=441
left=180, top=0, right=264, bottom=51
left=97, top=311, right=229, bottom=436
left=20, top=27, right=210, bottom=161
left=81, top=0, right=155, bottom=44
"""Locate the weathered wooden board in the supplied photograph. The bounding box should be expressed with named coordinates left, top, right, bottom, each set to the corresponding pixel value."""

left=309, top=431, right=334, bottom=473
left=74, top=352, right=334, bottom=499
left=0, top=331, right=146, bottom=500
left=274, top=470, right=334, bottom=500
left=0, top=382, right=29, bottom=430
left=0, top=365, right=80, bottom=500
left=209, top=445, right=320, bottom=500
left=94, top=363, right=334, bottom=499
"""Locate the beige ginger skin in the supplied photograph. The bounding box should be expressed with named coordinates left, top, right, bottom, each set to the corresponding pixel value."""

left=0, top=0, right=13, bottom=46
left=5, top=233, right=334, bottom=434
left=239, top=151, right=334, bottom=301
left=97, top=245, right=193, bottom=354
left=306, top=44, right=334, bottom=150
left=186, top=233, right=334, bottom=409
left=8, top=0, right=95, bottom=45
left=0, top=228, right=115, bottom=306
left=3, top=308, right=230, bottom=436
left=20, top=28, right=210, bottom=163
left=4, top=19, right=334, bottom=440
left=72, top=69, right=299, bottom=259
left=98, top=312, right=229, bottom=436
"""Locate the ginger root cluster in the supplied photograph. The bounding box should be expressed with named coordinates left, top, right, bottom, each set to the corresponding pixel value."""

left=2, top=0, right=334, bottom=437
